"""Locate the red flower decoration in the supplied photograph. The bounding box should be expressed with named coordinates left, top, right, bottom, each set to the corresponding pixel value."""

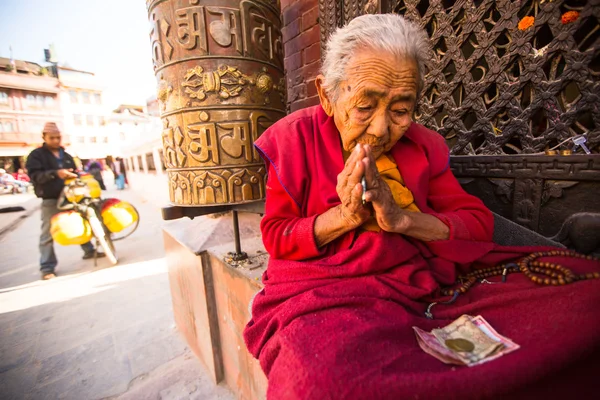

left=518, top=16, right=535, bottom=31
left=561, top=11, right=580, bottom=25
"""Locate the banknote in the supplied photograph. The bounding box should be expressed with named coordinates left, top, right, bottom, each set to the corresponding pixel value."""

left=413, top=315, right=519, bottom=367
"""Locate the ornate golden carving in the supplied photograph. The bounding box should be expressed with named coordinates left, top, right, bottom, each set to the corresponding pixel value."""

left=168, top=166, right=267, bottom=205
left=171, top=172, right=192, bottom=205
left=148, top=0, right=285, bottom=206
left=157, top=74, right=173, bottom=112
left=193, top=171, right=228, bottom=204
left=181, top=65, right=282, bottom=104
left=182, top=65, right=250, bottom=100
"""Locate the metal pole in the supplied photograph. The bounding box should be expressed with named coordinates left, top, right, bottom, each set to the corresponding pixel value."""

left=231, top=211, right=248, bottom=261
left=233, top=211, right=241, bottom=254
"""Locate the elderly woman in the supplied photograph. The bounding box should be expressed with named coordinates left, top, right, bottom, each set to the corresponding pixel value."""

left=244, top=14, right=600, bottom=399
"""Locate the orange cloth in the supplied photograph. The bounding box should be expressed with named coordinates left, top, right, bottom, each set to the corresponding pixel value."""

left=342, top=150, right=420, bottom=232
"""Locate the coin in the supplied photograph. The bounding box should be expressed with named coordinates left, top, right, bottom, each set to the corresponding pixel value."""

left=445, top=338, right=475, bottom=352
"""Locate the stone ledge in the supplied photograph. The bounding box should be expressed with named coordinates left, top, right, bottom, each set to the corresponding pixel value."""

left=163, top=213, right=267, bottom=400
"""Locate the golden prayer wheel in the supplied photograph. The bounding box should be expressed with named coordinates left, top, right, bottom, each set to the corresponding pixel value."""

left=147, top=0, right=286, bottom=206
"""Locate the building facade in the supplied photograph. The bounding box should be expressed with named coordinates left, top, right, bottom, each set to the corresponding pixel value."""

left=56, top=66, right=111, bottom=159
left=107, top=104, right=155, bottom=158
left=0, top=58, right=63, bottom=171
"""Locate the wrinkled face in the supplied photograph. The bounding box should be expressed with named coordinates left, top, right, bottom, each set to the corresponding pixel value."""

left=318, top=49, right=419, bottom=159
left=43, top=131, right=62, bottom=150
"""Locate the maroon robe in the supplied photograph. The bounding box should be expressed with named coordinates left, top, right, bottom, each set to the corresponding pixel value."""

left=244, top=106, right=600, bottom=399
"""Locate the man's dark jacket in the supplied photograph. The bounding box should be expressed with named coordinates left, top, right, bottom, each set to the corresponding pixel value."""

left=26, top=144, right=77, bottom=199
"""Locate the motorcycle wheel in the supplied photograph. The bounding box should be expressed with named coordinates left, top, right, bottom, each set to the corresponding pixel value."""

left=88, top=213, right=118, bottom=265
left=97, top=231, right=118, bottom=265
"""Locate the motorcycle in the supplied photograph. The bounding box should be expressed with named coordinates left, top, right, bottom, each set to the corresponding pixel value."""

left=50, top=173, right=139, bottom=265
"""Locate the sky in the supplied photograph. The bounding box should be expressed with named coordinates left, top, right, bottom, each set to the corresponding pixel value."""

left=0, top=0, right=157, bottom=110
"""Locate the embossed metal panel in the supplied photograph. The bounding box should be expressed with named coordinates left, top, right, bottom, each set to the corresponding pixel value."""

left=147, top=0, right=285, bottom=206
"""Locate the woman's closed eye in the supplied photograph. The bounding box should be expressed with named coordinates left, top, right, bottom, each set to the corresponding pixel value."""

left=391, top=109, right=407, bottom=116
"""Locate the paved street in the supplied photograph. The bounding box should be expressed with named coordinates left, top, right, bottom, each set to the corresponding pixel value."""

left=0, top=189, right=234, bottom=399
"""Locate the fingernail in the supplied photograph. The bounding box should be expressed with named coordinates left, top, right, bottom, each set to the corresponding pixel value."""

left=355, top=144, right=360, bottom=152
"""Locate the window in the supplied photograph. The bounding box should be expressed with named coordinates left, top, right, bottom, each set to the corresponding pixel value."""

left=137, top=155, right=143, bottom=171
left=74, top=114, right=82, bottom=125
left=82, top=91, right=91, bottom=104
left=5, top=121, right=14, bottom=132
left=86, top=115, right=94, bottom=126
left=26, top=94, right=35, bottom=105
left=76, top=136, right=85, bottom=143
left=45, top=96, right=55, bottom=107
left=98, top=116, right=105, bottom=126
left=119, top=132, right=126, bottom=141
left=90, top=136, right=97, bottom=143
left=102, top=136, right=109, bottom=143
left=36, top=95, right=44, bottom=107
left=0, top=91, right=8, bottom=104
left=69, top=90, right=78, bottom=103
left=94, top=93, right=101, bottom=104
left=146, top=152, right=156, bottom=171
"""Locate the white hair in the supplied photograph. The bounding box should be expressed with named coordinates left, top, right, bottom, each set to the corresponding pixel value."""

left=321, top=14, right=430, bottom=101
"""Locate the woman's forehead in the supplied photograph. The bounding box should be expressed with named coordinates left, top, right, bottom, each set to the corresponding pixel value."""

left=344, top=53, right=419, bottom=91
left=346, top=76, right=418, bottom=103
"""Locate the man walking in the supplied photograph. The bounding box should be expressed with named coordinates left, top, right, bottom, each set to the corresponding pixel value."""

left=26, top=122, right=104, bottom=280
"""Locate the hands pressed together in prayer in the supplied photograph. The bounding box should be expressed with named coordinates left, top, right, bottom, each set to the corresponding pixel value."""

left=314, top=144, right=449, bottom=247
left=336, top=144, right=409, bottom=233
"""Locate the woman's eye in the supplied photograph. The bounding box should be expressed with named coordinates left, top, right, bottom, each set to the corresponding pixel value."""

left=392, top=110, right=407, bottom=116
left=357, top=106, right=373, bottom=112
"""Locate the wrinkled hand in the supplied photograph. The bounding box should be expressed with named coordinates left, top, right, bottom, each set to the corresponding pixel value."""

left=362, top=145, right=410, bottom=233
left=335, top=144, right=371, bottom=230
left=57, top=169, right=77, bottom=179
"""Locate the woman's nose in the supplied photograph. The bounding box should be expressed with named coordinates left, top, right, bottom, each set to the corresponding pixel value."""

left=368, top=111, right=390, bottom=138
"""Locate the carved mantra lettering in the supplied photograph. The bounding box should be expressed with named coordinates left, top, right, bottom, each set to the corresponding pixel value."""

left=187, top=111, right=272, bottom=165
left=163, top=124, right=187, bottom=168
left=188, top=121, right=219, bottom=164
left=175, top=6, right=208, bottom=51
left=151, top=2, right=282, bottom=67
left=150, top=12, right=174, bottom=68
left=241, top=1, right=283, bottom=64
left=207, top=7, right=243, bottom=53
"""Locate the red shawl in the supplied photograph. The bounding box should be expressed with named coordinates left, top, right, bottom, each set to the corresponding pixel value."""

left=244, top=106, right=600, bottom=399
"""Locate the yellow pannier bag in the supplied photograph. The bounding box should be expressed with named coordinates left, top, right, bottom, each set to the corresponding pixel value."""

left=101, top=199, right=138, bottom=233
left=51, top=211, right=93, bottom=246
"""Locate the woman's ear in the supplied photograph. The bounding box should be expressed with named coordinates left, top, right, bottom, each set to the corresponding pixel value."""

left=315, top=75, right=334, bottom=116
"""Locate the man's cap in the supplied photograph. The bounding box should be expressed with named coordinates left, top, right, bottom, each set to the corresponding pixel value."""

left=43, top=122, right=60, bottom=134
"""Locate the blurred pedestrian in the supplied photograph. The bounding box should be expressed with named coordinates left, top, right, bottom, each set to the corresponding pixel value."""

left=26, top=122, right=105, bottom=280
left=109, top=156, right=126, bottom=190
left=86, top=159, right=106, bottom=190
left=0, top=168, right=29, bottom=193
left=15, top=168, right=30, bottom=183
